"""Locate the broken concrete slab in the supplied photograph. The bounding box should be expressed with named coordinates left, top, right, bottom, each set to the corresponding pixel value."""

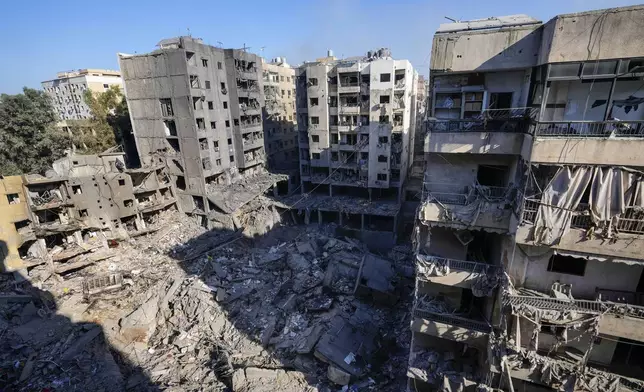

left=119, top=294, right=159, bottom=344
left=61, top=326, right=102, bottom=361
left=327, top=365, right=351, bottom=386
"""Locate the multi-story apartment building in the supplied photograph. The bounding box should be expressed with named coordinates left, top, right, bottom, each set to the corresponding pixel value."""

left=409, top=6, right=644, bottom=392
left=0, top=152, right=178, bottom=273
left=287, top=49, right=419, bottom=250
left=262, top=57, right=299, bottom=185
left=119, top=37, right=284, bottom=226
left=41, top=69, right=122, bottom=122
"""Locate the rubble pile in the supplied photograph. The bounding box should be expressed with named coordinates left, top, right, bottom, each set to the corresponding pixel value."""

left=1, top=210, right=412, bottom=392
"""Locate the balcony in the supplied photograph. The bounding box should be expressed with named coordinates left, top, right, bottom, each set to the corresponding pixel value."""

left=412, top=295, right=491, bottom=347
left=505, top=293, right=644, bottom=343
left=518, top=198, right=644, bottom=260
left=419, top=182, right=514, bottom=232
left=416, top=254, right=501, bottom=291
left=338, top=104, right=360, bottom=114
left=530, top=120, right=644, bottom=166
left=425, top=117, right=530, bottom=155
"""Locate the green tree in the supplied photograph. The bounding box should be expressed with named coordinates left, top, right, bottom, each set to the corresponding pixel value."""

left=70, top=85, right=124, bottom=153
left=0, top=88, right=71, bottom=175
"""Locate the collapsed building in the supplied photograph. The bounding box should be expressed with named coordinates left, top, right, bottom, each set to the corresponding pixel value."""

left=118, top=37, right=290, bottom=229
left=0, top=149, right=178, bottom=273
left=409, top=5, right=644, bottom=392
left=295, top=49, right=421, bottom=250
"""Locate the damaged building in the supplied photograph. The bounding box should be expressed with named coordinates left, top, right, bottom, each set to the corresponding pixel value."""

left=294, top=49, right=420, bottom=250
left=262, top=57, right=300, bottom=193
left=119, top=37, right=289, bottom=229
left=0, top=150, right=178, bottom=274
left=411, top=5, right=644, bottom=392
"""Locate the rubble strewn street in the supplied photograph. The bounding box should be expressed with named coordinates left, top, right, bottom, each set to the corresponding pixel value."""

left=1, top=209, right=412, bottom=391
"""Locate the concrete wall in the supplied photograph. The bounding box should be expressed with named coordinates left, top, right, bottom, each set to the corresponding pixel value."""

left=530, top=137, right=644, bottom=166
left=516, top=224, right=644, bottom=262
left=0, top=176, right=32, bottom=271
left=411, top=318, right=488, bottom=348
left=507, top=243, right=643, bottom=299
left=426, top=132, right=525, bottom=155
left=306, top=64, right=331, bottom=167
left=431, top=26, right=542, bottom=73
left=538, top=6, right=644, bottom=64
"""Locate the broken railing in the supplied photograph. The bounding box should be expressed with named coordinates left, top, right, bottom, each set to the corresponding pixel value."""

left=423, top=182, right=512, bottom=206
left=427, top=108, right=535, bottom=134
left=417, top=255, right=501, bottom=277
left=505, top=294, right=644, bottom=319
left=533, top=120, right=644, bottom=138
left=413, top=307, right=493, bottom=334
left=596, top=288, right=644, bottom=307
left=522, top=199, right=644, bottom=235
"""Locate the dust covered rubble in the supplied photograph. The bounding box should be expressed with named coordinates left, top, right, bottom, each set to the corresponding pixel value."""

left=1, top=210, right=412, bottom=392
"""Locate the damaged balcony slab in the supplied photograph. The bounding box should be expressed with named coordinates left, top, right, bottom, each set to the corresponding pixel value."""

left=206, top=171, right=288, bottom=214
left=420, top=183, right=516, bottom=232
left=416, top=254, right=502, bottom=291
left=275, top=194, right=399, bottom=217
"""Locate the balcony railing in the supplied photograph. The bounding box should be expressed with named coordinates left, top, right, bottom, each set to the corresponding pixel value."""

left=596, top=288, right=644, bottom=306
left=423, top=182, right=512, bottom=206
left=413, top=302, right=492, bottom=333
left=428, top=118, right=531, bottom=133
left=505, top=294, right=644, bottom=319
left=522, top=199, right=644, bottom=235
left=533, top=120, right=644, bottom=138
left=417, top=255, right=501, bottom=276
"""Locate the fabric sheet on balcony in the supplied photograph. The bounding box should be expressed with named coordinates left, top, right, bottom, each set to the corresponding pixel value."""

left=533, top=166, right=644, bottom=245
left=533, top=167, right=593, bottom=245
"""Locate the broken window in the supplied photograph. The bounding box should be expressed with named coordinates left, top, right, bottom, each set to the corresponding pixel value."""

left=186, top=51, right=195, bottom=64
left=79, top=209, right=88, bottom=217
left=199, top=138, right=208, bottom=150
left=225, top=120, right=230, bottom=127
left=6, top=193, right=20, bottom=204
left=228, top=138, right=232, bottom=145
left=378, top=155, right=387, bottom=163
left=476, top=165, right=508, bottom=187
left=312, top=153, right=321, bottom=160
left=221, top=82, right=226, bottom=90
left=329, top=115, right=338, bottom=126
left=310, top=116, right=319, bottom=125
left=308, top=78, right=318, bottom=86
left=208, top=101, right=214, bottom=110
left=124, top=199, right=134, bottom=208
left=379, top=115, right=389, bottom=124
left=189, top=75, right=200, bottom=89
left=229, top=154, right=234, bottom=162
left=202, top=157, right=212, bottom=170
left=166, top=138, right=180, bottom=152
left=196, top=118, right=206, bottom=130
left=331, top=134, right=339, bottom=144
left=329, top=96, right=337, bottom=107
left=377, top=173, right=387, bottom=181
left=217, top=61, right=222, bottom=70
left=378, top=136, right=388, bottom=143
left=380, top=73, right=391, bottom=82
left=118, top=179, right=126, bottom=186
left=205, top=81, right=211, bottom=90
left=160, top=99, right=174, bottom=117
left=213, top=141, right=219, bottom=151
left=202, top=58, right=208, bottom=67
left=210, top=121, right=216, bottom=129
left=547, top=254, right=586, bottom=276
left=488, top=92, right=513, bottom=110
left=234, top=119, right=239, bottom=126
left=216, top=159, right=221, bottom=166
left=175, top=176, right=186, bottom=190
left=223, top=101, right=228, bottom=109
left=310, top=97, right=319, bottom=106
left=312, top=135, right=320, bottom=142
left=380, top=95, right=390, bottom=104
left=193, top=97, right=203, bottom=110
left=70, top=185, right=82, bottom=195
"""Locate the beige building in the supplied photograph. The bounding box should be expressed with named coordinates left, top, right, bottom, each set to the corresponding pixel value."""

left=410, top=5, right=644, bottom=392
left=0, top=176, right=34, bottom=272
left=262, top=57, right=299, bottom=178
left=41, top=69, right=123, bottom=122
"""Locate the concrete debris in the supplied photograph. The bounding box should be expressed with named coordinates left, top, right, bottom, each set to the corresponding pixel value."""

left=0, top=209, right=412, bottom=391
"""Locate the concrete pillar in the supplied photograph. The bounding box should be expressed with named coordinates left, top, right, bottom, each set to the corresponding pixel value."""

left=512, top=315, right=521, bottom=352
left=329, top=184, right=333, bottom=197
left=318, top=210, right=322, bottom=225
left=361, top=214, right=365, bottom=230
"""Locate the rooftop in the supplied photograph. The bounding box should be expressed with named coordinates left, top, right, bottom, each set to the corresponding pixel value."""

left=436, top=14, right=541, bottom=33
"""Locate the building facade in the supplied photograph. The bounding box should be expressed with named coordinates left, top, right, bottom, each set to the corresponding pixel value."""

left=41, top=69, right=123, bottom=122
left=409, top=6, right=644, bottom=392
left=0, top=152, right=177, bottom=273
left=287, top=49, right=419, bottom=250
left=119, top=37, right=287, bottom=226
left=262, top=57, right=299, bottom=192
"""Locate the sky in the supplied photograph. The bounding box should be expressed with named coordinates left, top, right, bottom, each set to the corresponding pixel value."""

left=0, top=0, right=641, bottom=94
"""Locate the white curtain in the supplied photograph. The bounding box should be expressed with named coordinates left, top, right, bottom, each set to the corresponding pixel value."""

left=533, top=167, right=593, bottom=245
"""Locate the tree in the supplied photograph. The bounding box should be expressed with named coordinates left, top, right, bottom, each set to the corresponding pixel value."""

left=0, top=88, right=71, bottom=175
left=69, top=85, right=123, bottom=153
